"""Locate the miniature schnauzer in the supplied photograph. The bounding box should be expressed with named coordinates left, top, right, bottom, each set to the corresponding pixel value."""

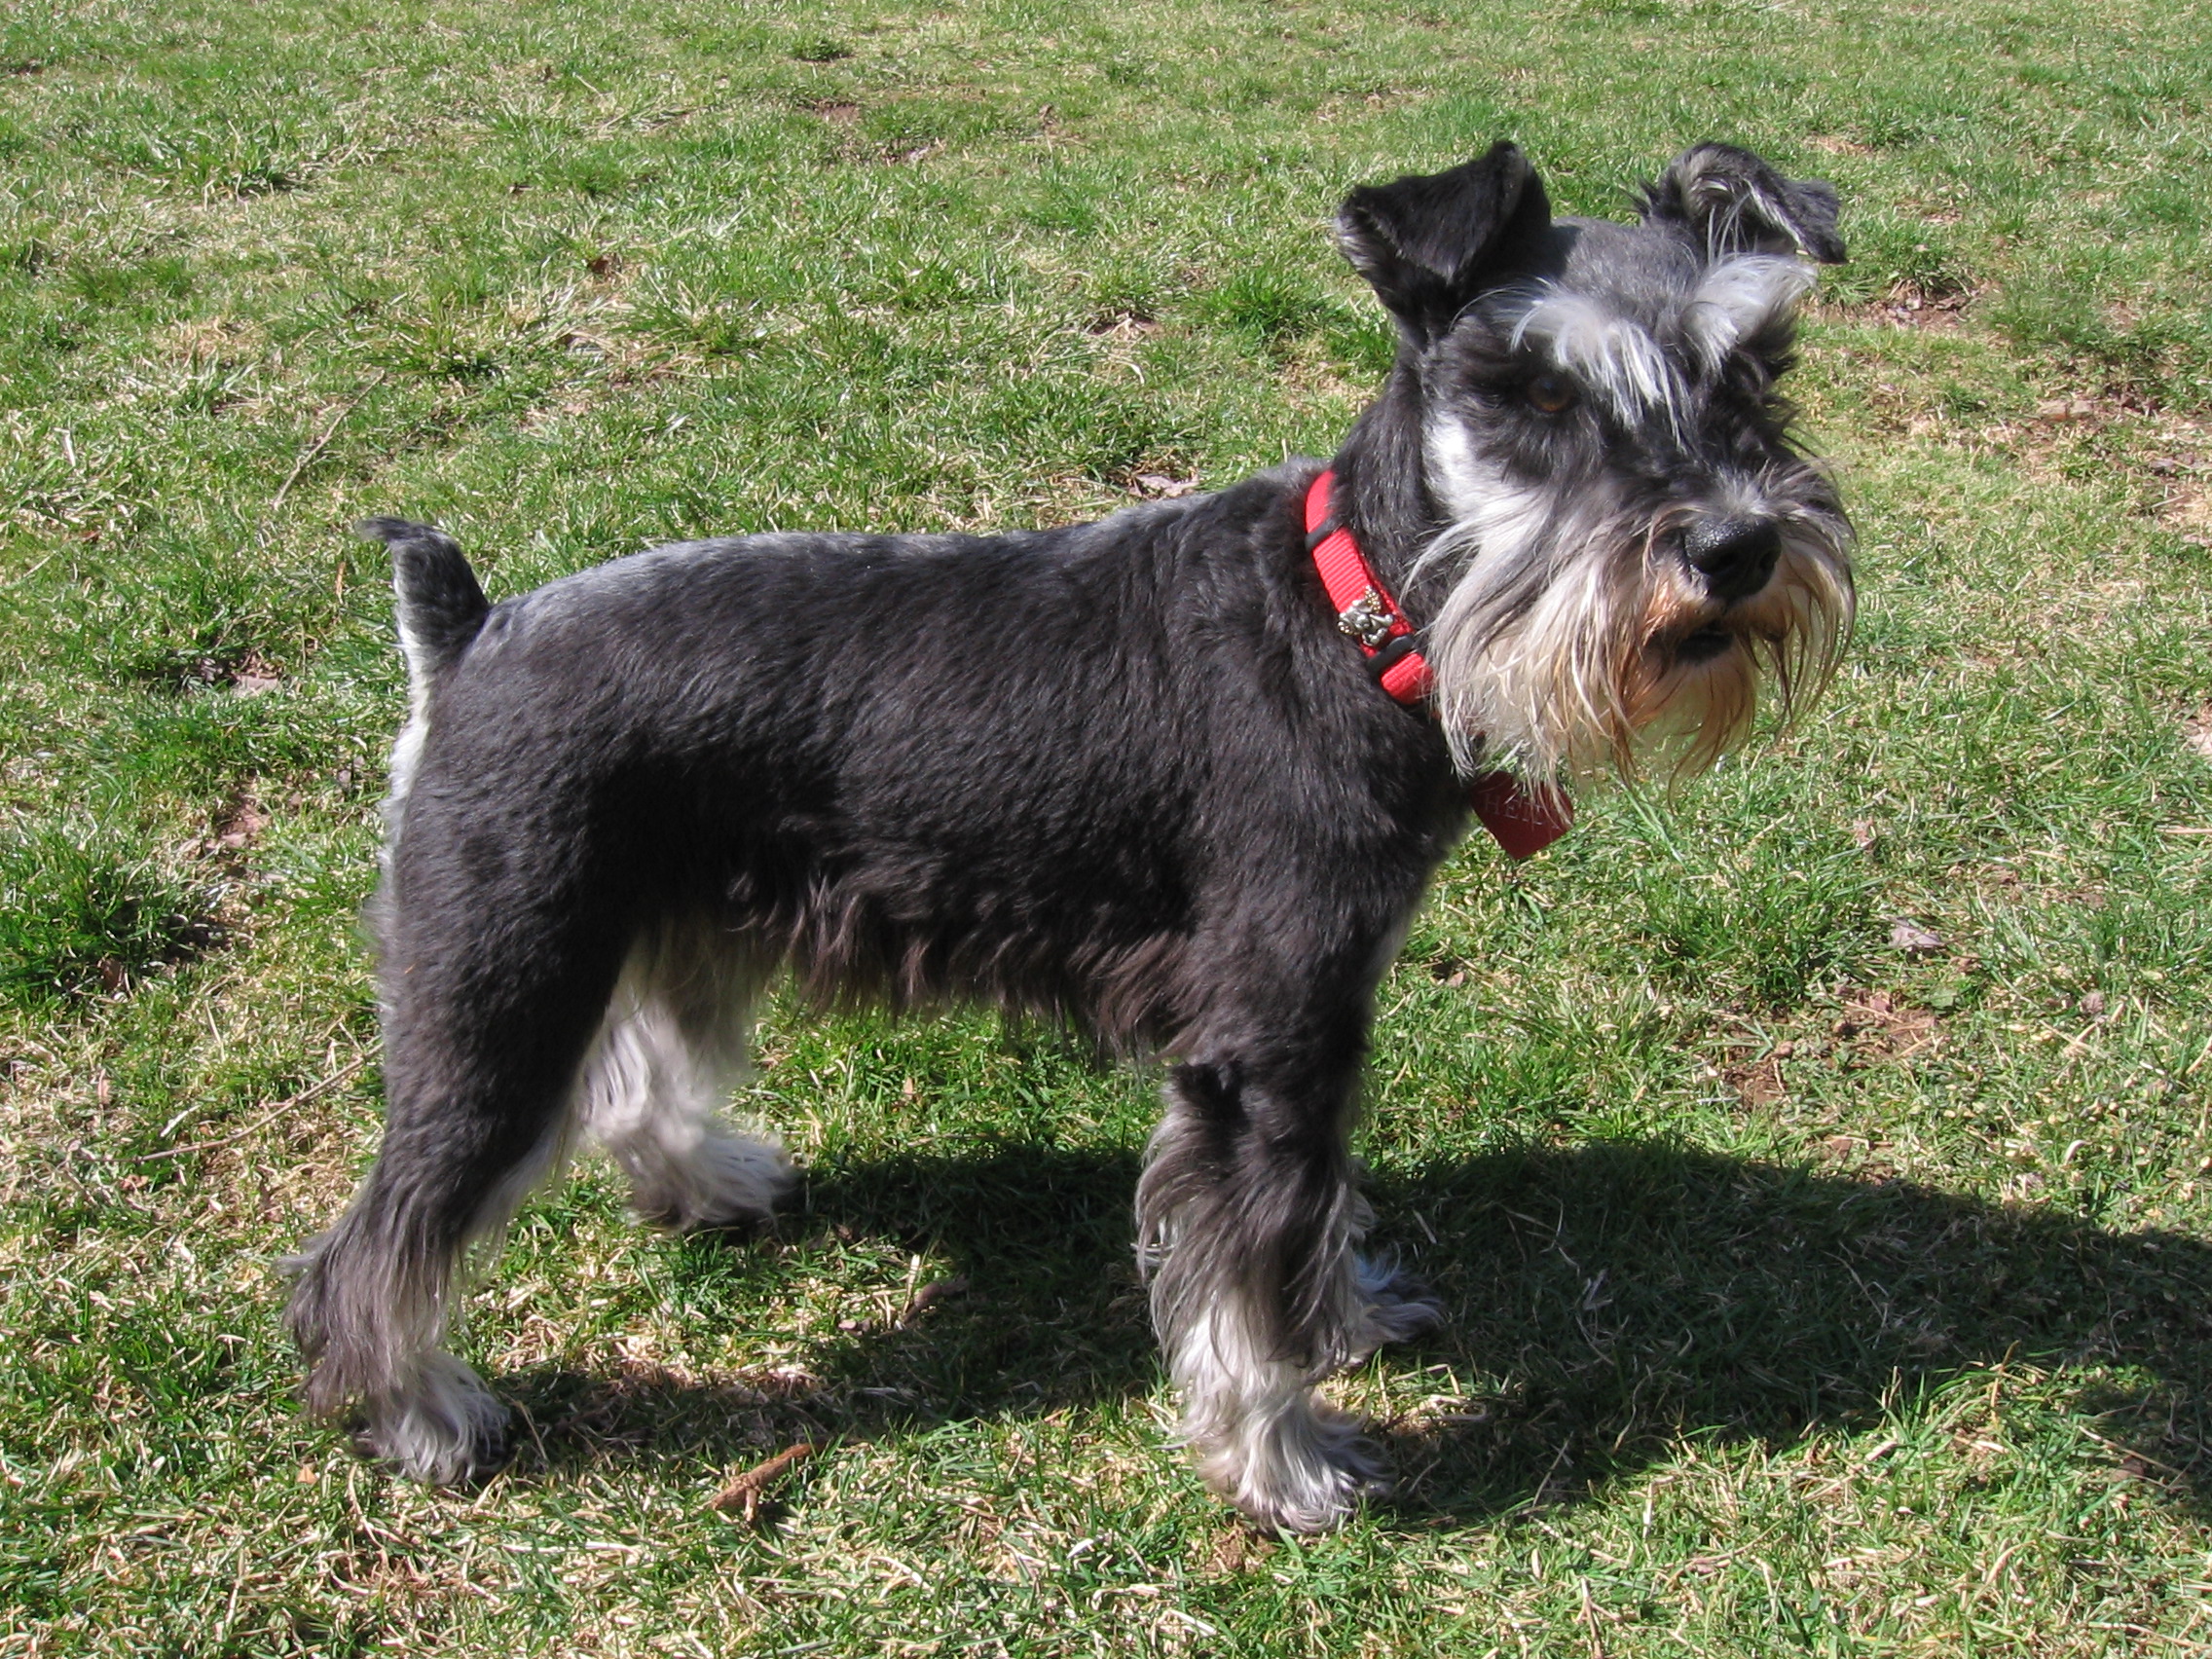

left=287, top=141, right=1853, bottom=1533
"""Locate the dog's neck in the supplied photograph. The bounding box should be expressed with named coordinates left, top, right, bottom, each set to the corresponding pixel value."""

left=1325, top=355, right=1452, bottom=616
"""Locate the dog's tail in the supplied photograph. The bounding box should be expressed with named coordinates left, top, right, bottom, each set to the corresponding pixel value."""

left=354, top=519, right=491, bottom=693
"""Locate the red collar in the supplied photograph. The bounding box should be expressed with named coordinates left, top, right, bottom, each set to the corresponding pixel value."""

left=1304, top=468, right=1436, bottom=703
left=1304, top=467, right=1572, bottom=860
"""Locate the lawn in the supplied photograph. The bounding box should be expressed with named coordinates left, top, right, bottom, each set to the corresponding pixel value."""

left=3, top=0, right=2211, bottom=1652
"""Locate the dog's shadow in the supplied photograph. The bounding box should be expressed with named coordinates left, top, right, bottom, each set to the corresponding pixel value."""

left=500, top=1143, right=1156, bottom=1479
left=499, top=1139, right=2212, bottom=1524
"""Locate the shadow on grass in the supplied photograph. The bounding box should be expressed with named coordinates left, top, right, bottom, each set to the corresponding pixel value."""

left=498, top=1140, right=2212, bottom=1524
left=500, top=1144, right=1155, bottom=1478
left=1374, top=1144, right=2212, bottom=1528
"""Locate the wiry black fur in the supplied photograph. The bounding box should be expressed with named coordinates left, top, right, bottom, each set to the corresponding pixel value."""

left=373, top=479, right=1463, bottom=1046
left=287, top=138, right=1852, bottom=1534
left=1636, top=141, right=1847, bottom=265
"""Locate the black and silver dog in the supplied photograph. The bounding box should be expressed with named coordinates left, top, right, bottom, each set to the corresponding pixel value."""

left=287, top=141, right=1854, bottom=1532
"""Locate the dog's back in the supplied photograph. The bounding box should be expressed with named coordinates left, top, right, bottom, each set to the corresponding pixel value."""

left=366, top=467, right=1455, bottom=1047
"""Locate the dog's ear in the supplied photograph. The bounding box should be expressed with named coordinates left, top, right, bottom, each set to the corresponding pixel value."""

left=1638, top=143, right=1846, bottom=264
left=1337, top=141, right=1553, bottom=346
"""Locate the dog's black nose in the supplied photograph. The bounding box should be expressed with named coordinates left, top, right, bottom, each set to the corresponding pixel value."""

left=1682, top=517, right=1782, bottom=602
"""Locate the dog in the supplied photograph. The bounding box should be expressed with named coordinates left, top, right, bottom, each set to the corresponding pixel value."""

left=285, top=140, right=1854, bottom=1533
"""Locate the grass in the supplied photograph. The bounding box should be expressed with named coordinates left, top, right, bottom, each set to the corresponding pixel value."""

left=2, top=0, right=2211, bottom=1651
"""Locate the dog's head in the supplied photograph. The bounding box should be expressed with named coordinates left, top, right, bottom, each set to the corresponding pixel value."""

left=1338, top=141, right=1855, bottom=778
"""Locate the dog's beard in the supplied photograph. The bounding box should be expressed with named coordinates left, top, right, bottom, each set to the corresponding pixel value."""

left=1619, top=510, right=1854, bottom=776
left=1415, top=438, right=1853, bottom=780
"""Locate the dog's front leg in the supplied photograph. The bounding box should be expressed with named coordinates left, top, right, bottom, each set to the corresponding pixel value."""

left=1134, top=1018, right=1428, bottom=1532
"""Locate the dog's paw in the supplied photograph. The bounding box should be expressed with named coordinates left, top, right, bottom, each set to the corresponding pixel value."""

left=1349, top=1255, right=1444, bottom=1361
left=624, top=1124, right=794, bottom=1234
left=356, top=1351, right=510, bottom=1486
left=1197, top=1393, right=1388, bottom=1534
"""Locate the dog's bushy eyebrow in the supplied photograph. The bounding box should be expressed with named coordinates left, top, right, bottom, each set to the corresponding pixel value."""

left=1456, top=251, right=1815, bottom=421
left=1681, top=255, right=1817, bottom=370
left=1504, top=290, right=1682, bottom=423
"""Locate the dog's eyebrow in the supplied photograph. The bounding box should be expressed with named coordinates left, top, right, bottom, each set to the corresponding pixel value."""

left=1682, top=254, right=1816, bottom=370
left=1508, top=291, right=1682, bottom=424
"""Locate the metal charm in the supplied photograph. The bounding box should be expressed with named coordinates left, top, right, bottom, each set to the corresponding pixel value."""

left=1337, top=589, right=1396, bottom=649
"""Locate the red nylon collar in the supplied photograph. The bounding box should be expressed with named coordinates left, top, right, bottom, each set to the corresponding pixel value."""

left=1303, top=467, right=1572, bottom=860
left=1303, top=468, right=1435, bottom=703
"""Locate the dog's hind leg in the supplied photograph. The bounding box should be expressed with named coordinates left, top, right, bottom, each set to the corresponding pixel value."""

left=575, top=923, right=793, bottom=1232
left=284, top=840, right=632, bottom=1485
left=1135, top=973, right=1422, bottom=1534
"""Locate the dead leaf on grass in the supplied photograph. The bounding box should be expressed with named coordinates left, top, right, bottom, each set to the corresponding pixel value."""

left=214, top=798, right=270, bottom=850
left=899, top=1272, right=970, bottom=1326
left=1200, top=1524, right=1276, bottom=1575
left=2035, top=397, right=2103, bottom=425
left=1889, top=920, right=1944, bottom=955
left=1088, top=312, right=1162, bottom=341
left=2160, top=482, right=2212, bottom=541
left=1726, top=1055, right=1787, bottom=1109
left=1132, top=473, right=1197, bottom=498
left=1833, top=989, right=1942, bottom=1061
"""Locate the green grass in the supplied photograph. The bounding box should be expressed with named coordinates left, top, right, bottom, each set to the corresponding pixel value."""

left=3, top=0, right=2212, bottom=1651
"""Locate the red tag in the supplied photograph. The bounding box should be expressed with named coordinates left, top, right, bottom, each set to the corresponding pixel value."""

left=1467, top=772, right=1573, bottom=859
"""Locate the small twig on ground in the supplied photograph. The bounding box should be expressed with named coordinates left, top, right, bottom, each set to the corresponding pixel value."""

left=136, top=1055, right=369, bottom=1162
left=268, top=373, right=386, bottom=517
left=1578, top=1576, right=1607, bottom=1659
left=898, top=1273, right=970, bottom=1327
left=711, top=1442, right=818, bottom=1523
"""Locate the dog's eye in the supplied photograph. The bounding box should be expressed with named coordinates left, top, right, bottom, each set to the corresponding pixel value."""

left=1525, top=373, right=1575, bottom=415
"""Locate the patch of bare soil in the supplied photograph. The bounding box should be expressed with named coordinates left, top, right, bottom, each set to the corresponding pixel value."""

left=1829, top=988, right=1941, bottom=1063
left=1719, top=989, right=1944, bottom=1110
left=1825, top=282, right=1973, bottom=332
left=2147, top=417, right=2212, bottom=545
left=2185, top=703, right=2212, bottom=764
